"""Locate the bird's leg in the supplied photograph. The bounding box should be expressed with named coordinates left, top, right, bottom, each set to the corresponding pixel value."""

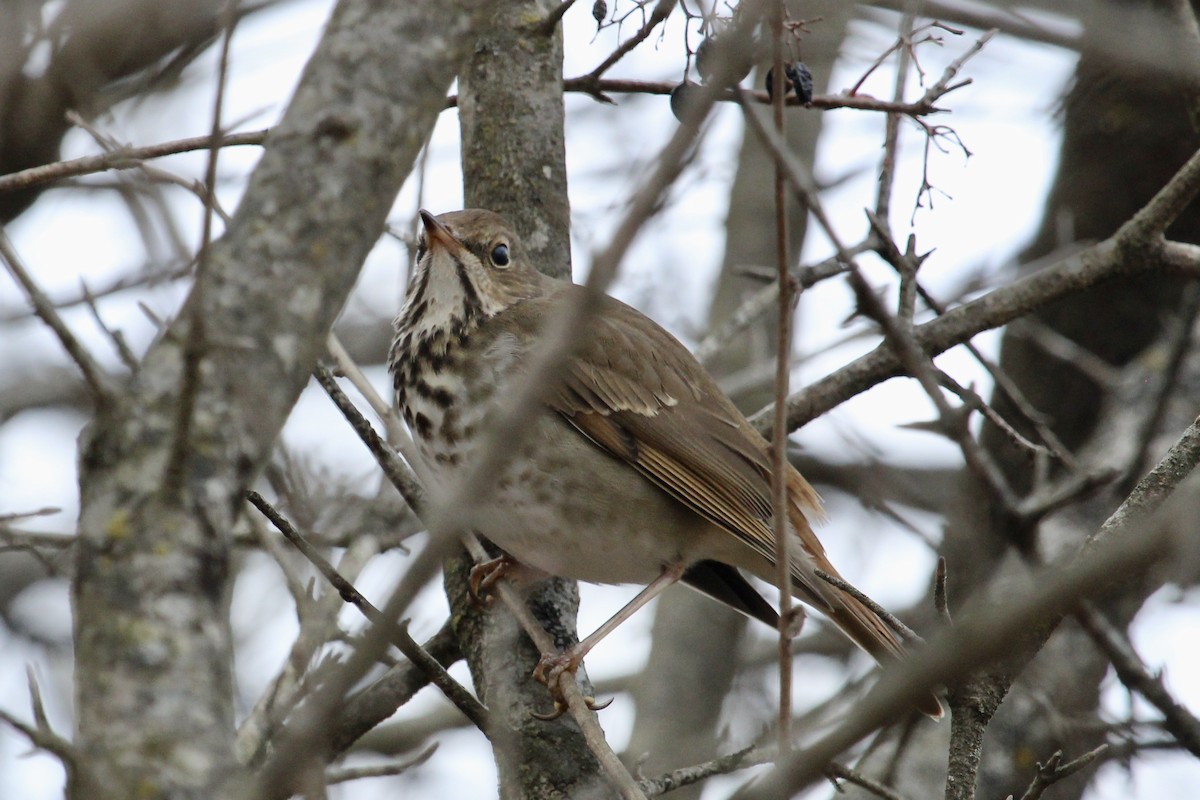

left=532, top=562, right=687, bottom=711
left=468, top=553, right=516, bottom=605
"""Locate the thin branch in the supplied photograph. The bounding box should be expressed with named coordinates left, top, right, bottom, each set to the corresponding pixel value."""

left=0, top=670, right=103, bottom=797
left=755, top=144, right=1200, bottom=437
left=640, top=744, right=763, bottom=796
left=815, top=569, right=922, bottom=644
left=311, top=364, right=425, bottom=514
left=325, top=743, right=438, bottom=785
left=538, top=0, right=579, bottom=34
left=0, top=130, right=268, bottom=194
left=547, top=77, right=967, bottom=114
left=1016, top=745, right=1109, bottom=800
left=586, top=0, right=677, bottom=79
left=737, top=413, right=1200, bottom=799
left=913, top=278, right=1080, bottom=470
left=0, top=709, right=87, bottom=782
left=0, top=229, right=114, bottom=402
left=827, top=761, right=912, bottom=800
left=246, top=490, right=489, bottom=733
left=80, top=282, right=139, bottom=372
left=933, top=556, right=951, bottom=625
left=326, top=332, right=412, bottom=451
left=1116, top=280, right=1200, bottom=495
left=873, top=11, right=916, bottom=225
left=768, top=0, right=795, bottom=754
left=865, top=0, right=1078, bottom=52
left=1076, top=603, right=1200, bottom=758
left=694, top=254, right=850, bottom=364
left=163, top=2, right=238, bottom=500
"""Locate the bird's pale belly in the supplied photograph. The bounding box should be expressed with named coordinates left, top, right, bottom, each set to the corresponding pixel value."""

left=398, top=329, right=751, bottom=586
left=416, top=409, right=721, bottom=586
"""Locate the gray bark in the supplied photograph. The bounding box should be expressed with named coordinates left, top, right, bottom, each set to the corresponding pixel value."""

left=70, top=0, right=488, bottom=796
left=455, top=1, right=613, bottom=797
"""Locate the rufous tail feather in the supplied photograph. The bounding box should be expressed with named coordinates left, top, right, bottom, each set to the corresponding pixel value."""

left=786, top=471, right=945, bottom=720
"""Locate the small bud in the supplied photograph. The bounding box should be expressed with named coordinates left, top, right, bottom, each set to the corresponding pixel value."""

left=592, top=0, right=606, bottom=25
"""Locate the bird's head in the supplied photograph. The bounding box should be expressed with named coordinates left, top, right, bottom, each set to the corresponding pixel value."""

left=398, top=209, right=545, bottom=335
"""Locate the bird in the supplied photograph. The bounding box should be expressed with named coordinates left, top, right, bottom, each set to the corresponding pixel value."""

left=388, top=208, right=943, bottom=719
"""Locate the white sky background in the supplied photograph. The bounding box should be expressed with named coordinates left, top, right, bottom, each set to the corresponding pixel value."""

left=1, top=1, right=1198, bottom=798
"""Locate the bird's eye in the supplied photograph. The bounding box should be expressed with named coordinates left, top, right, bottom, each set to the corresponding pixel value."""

left=490, top=243, right=510, bottom=268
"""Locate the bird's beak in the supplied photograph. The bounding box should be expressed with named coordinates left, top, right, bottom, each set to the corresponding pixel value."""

left=419, top=210, right=466, bottom=257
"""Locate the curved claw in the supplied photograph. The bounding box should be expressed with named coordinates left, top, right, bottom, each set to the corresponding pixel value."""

left=529, top=693, right=612, bottom=722
left=584, top=695, right=613, bottom=712
left=529, top=650, right=612, bottom=720
left=468, top=555, right=513, bottom=606
left=530, top=700, right=569, bottom=721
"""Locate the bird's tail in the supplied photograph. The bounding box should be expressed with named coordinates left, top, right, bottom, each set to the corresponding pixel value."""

left=786, top=470, right=945, bottom=720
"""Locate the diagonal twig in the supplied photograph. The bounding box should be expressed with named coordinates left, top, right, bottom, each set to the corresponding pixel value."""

left=246, top=490, right=489, bottom=733
left=0, top=229, right=114, bottom=402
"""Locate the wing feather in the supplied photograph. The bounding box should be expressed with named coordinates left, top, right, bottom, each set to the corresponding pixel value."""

left=502, top=286, right=944, bottom=717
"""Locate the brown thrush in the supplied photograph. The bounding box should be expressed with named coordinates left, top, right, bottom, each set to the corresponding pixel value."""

left=389, top=209, right=943, bottom=719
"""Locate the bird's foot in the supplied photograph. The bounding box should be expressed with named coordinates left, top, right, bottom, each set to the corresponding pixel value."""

left=467, top=555, right=515, bottom=605
left=530, top=649, right=612, bottom=720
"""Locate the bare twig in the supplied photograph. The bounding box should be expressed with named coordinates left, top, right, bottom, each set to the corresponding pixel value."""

left=163, top=2, right=239, bottom=501
left=326, top=333, right=412, bottom=452
left=873, top=11, right=916, bottom=225
left=933, top=556, right=951, bottom=625
left=586, top=0, right=677, bottom=79
left=0, top=670, right=103, bottom=797
left=754, top=145, right=1200, bottom=438
left=737, top=413, right=1200, bottom=799
left=0, top=229, right=114, bottom=402
left=80, top=282, right=139, bottom=372
left=547, top=77, right=967, bottom=114
left=538, top=0, right=579, bottom=34
left=1076, top=603, right=1200, bottom=758
left=913, top=277, right=1080, bottom=470
left=694, top=255, right=850, bottom=364
left=1016, top=745, right=1109, bottom=800
left=325, top=743, right=438, bottom=784
left=767, top=0, right=795, bottom=754
left=827, top=761, right=912, bottom=800
left=246, top=491, right=489, bottom=733
left=311, top=364, right=425, bottom=514
left=0, top=131, right=268, bottom=195
left=1116, top=280, right=1200, bottom=495
left=815, top=569, right=922, bottom=644
left=639, top=744, right=763, bottom=796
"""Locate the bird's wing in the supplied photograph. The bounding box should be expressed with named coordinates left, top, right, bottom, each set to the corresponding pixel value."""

left=532, top=288, right=828, bottom=593
left=506, top=286, right=942, bottom=718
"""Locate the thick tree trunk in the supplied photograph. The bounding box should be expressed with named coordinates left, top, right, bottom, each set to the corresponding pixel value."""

left=70, top=1, right=487, bottom=796
left=454, top=1, right=615, bottom=797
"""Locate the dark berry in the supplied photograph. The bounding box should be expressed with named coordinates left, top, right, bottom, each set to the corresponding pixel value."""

left=669, top=81, right=702, bottom=123
left=790, top=62, right=814, bottom=105
left=695, top=35, right=753, bottom=86
left=766, top=62, right=814, bottom=105
left=592, top=0, right=606, bottom=24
